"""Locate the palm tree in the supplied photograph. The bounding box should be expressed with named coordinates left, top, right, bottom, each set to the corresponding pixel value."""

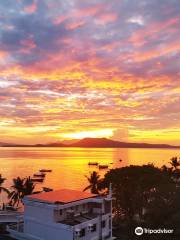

left=9, top=176, right=35, bottom=207
left=161, top=165, right=173, bottom=175
left=9, top=177, right=24, bottom=207
left=22, top=177, right=35, bottom=196
left=0, top=174, right=9, bottom=195
left=169, top=157, right=180, bottom=171
left=83, top=171, right=101, bottom=194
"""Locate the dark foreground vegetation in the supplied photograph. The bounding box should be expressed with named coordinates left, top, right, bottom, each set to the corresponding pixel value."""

left=84, top=157, right=180, bottom=239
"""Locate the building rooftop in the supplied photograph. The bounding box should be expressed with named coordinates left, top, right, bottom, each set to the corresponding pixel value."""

left=27, top=189, right=97, bottom=204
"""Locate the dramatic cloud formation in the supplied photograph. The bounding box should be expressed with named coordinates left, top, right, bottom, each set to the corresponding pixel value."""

left=0, top=0, right=179, bottom=144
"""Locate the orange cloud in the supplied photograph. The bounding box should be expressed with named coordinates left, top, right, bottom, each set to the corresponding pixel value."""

left=0, top=50, right=7, bottom=59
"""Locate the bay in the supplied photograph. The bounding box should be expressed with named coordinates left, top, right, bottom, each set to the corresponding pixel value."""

left=0, top=147, right=179, bottom=204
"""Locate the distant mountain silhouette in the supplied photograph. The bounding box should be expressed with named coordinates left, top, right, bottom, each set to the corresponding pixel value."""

left=68, top=137, right=180, bottom=148
left=3, top=142, right=65, bottom=147
left=69, top=138, right=121, bottom=147
left=1, top=138, right=180, bottom=148
left=34, top=142, right=65, bottom=147
left=0, top=142, right=15, bottom=146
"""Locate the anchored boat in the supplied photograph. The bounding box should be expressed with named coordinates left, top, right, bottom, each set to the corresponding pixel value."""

left=39, top=169, right=52, bottom=173
left=99, top=164, right=109, bottom=169
left=88, top=162, right=99, bottom=166
left=33, top=172, right=46, bottom=177
left=43, top=187, right=53, bottom=192
left=31, top=178, right=44, bottom=183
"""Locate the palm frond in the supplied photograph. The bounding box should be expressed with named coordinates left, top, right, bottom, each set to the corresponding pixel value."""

left=83, top=185, right=91, bottom=192
left=0, top=187, right=10, bottom=194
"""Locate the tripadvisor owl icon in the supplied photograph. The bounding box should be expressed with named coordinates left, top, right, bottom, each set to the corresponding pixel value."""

left=135, top=227, right=144, bottom=236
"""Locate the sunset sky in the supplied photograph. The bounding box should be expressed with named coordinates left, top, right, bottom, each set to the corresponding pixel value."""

left=0, top=0, right=180, bottom=145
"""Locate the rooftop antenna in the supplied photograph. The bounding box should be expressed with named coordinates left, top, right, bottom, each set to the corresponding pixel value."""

left=108, top=183, right=112, bottom=198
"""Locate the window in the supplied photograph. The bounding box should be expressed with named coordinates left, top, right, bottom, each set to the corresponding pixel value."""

left=101, top=220, right=106, bottom=228
left=91, top=224, right=96, bottom=232
left=105, top=232, right=111, bottom=239
left=80, top=228, right=86, bottom=237
left=59, top=209, right=62, bottom=215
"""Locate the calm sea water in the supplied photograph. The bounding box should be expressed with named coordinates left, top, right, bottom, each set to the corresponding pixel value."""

left=0, top=147, right=179, bottom=203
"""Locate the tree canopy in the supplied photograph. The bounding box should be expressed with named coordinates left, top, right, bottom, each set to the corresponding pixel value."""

left=101, top=164, right=180, bottom=238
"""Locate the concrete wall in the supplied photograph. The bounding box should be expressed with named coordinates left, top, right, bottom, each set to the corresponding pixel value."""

left=24, top=203, right=74, bottom=240
left=24, top=204, right=54, bottom=223
left=24, top=219, right=73, bottom=240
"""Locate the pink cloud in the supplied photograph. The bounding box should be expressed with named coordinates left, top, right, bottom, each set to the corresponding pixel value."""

left=130, top=17, right=180, bottom=47
left=65, top=20, right=85, bottom=30
left=24, top=0, right=37, bottom=14
left=132, top=41, right=180, bottom=62
left=19, top=38, right=36, bottom=54
left=73, top=4, right=104, bottom=18
left=53, top=15, right=68, bottom=25
left=96, top=13, right=118, bottom=24
left=53, top=4, right=104, bottom=27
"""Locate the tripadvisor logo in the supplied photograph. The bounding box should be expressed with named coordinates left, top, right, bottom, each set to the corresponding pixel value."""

left=135, top=227, right=143, bottom=236
left=135, top=227, right=174, bottom=236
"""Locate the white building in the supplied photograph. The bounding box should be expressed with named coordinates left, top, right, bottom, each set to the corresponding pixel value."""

left=8, top=188, right=113, bottom=240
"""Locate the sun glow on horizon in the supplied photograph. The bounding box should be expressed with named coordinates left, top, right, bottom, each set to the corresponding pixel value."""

left=62, top=129, right=114, bottom=140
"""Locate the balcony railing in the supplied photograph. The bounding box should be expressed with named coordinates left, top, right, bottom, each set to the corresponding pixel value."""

left=8, top=222, right=24, bottom=233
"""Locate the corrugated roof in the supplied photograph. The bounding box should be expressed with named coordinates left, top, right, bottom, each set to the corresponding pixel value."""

left=27, top=189, right=97, bottom=204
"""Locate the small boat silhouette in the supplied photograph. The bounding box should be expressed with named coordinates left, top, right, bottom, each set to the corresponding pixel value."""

left=31, top=178, right=44, bottom=183
left=33, top=172, right=46, bottom=177
left=39, top=169, right=52, bottom=173
left=88, top=162, right=99, bottom=166
left=43, top=187, right=53, bottom=192
left=99, top=164, right=109, bottom=169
